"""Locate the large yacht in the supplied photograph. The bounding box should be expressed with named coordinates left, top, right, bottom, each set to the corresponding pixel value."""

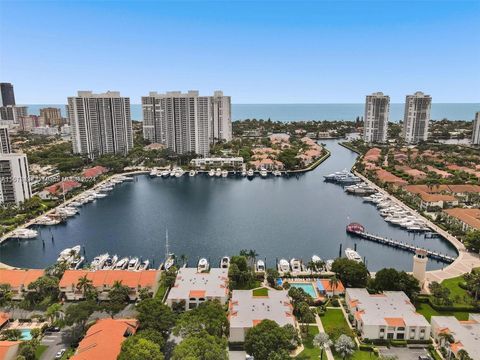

left=127, top=257, right=140, bottom=271
left=290, top=258, right=302, bottom=272
left=345, top=248, right=362, bottom=263
left=91, top=253, right=109, bottom=270
left=197, top=258, right=209, bottom=272
left=215, top=168, right=222, bottom=177
left=260, top=168, right=268, bottom=178
left=221, top=170, right=228, bottom=178
left=220, top=256, right=230, bottom=269
left=10, top=228, right=38, bottom=239
left=247, top=169, right=254, bottom=177
left=114, top=257, right=129, bottom=270
left=278, top=258, right=290, bottom=272
left=256, top=260, right=265, bottom=272
left=208, top=169, right=215, bottom=177
left=102, top=255, right=118, bottom=270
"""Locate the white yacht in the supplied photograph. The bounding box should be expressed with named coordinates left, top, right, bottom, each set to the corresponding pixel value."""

left=197, top=258, right=209, bottom=272
left=241, top=170, right=247, bottom=177
left=169, top=169, right=176, bottom=177
left=127, top=257, right=140, bottom=271
left=69, top=201, right=82, bottom=207
left=290, top=258, right=302, bottom=272
left=93, top=192, right=107, bottom=199
left=345, top=248, right=362, bottom=263
left=10, top=228, right=38, bottom=239
left=160, top=170, right=170, bottom=178
left=247, top=169, right=254, bottom=177
left=278, top=258, right=290, bottom=272
left=91, top=253, right=109, bottom=270
left=122, top=176, right=134, bottom=182
left=70, top=256, right=84, bottom=270
left=138, top=259, right=150, bottom=270
left=114, top=257, right=129, bottom=270
left=102, top=255, right=118, bottom=270
left=221, top=170, right=228, bottom=178
left=149, top=169, right=159, bottom=177
left=260, top=168, right=268, bottom=178
left=273, top=170, right=282, bottom=177
left=164, top=255, right=175, bottom=271
left=256, top=260, right=265, bottom=272
left=220, top=256, right=230, bottom=269
left=36, top=216, right=60, bottom=226
left=208, top=169, right=215, bottom=177
left=325, top=259, right=334, bottom=271
left=189, top=170, right=196, bottom=177
left=215, top=168, right=222, bottom=177
left=175, top=168, right=185, bottom=177
left=312, top=255, right=322, bottom=263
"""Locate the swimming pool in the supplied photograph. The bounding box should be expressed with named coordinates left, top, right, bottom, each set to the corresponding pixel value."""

left=20, top=329, right=32, bottom=341
left=289, top=282, right=317, bottom=298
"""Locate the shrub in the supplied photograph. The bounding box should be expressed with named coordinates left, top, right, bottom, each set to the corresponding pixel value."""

left=359, top=344, right=375, bottom=352
left=391, top=340, right=407, bottom=347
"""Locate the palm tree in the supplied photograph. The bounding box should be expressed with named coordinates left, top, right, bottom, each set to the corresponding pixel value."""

left=457, top=349, right=472, bottom=360
left=0, top=284, right=12, bottom=306
left=334, top=334, right=355, bottom=360
left=179, top=254, right=188, bottom=267
left=46, top=303, right=63, bottom=324
left=329, top=275, right=339, bottom=297
left=76, top=275, right=94, bottom=298
left=313, top=333, right=332, bottom=360
left=438, top=332, right=454, bottom=347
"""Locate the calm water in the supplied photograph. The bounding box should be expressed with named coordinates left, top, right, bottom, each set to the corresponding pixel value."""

left=25, top=103, right=479, bottom=122
left=0, top=140, right=457, bottom=271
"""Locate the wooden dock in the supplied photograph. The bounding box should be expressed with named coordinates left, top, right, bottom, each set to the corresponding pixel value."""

left=346, top=228, right=456, bottom=264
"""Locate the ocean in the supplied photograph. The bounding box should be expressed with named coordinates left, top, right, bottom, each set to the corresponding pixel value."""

left=25, top=103, right=479, bottom=122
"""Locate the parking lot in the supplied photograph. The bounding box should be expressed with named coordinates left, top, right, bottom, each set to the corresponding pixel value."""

left=40, top=330, right=69, bottom=360
left=378, top=346, right=431, bottom=360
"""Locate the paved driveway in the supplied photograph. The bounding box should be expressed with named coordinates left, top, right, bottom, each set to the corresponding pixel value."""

left=40, top=330, right=69, bottom=360
left=378, top=346, right=430, bottom=360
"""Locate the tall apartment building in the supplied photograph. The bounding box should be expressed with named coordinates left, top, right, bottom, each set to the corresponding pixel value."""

left=67, top=91, right=133, bottom=158
left=472, top=111, right=480, bottom=145
left=0, top=153, right=31, bottom=204
left=39, top=107, right=64, bottom=127
left=0, top=105, right=28, bottom=123
left=363, top=92, right=390, bottom=143
left=142, top=90, right=232, bottom=157
left=402, top=91, right=432, bottom=143
left=0, top=83, right=15, bottom=106
left=0, top=126, right=12, bottom=153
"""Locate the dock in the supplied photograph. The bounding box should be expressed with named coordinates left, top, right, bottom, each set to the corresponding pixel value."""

left=346, top=223, right=456, bottom=264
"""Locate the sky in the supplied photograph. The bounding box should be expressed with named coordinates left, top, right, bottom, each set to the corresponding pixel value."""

left=0, top=0, right=479, bottom=104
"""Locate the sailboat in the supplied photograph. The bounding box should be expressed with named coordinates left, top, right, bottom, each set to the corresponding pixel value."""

left=164, top=228, right=175, bottom=271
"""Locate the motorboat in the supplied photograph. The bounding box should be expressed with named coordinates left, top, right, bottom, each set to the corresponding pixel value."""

left=220, top=256, right=230, bottom=269
left=215, top=168, right=222, bottom=177
left=325, top=259, right=334, bottom=271
left=324, top=170, right=349, bottom=181
left=127, top=257, right=140, bottom=271
left=114, top=257, right=129, bottom=270
left=102, top=255, right=118, bottom=270
left=345, top=248, right=362, bottom=263
left=10, top=228, right=38, bottom=239
left=197, top=258, right=209, bottom=272
left=221, top=170, right=228, bottom=178
left=169, top=169, right=176, bottom=177
left=149, top=169, right=159, bottom=177
left=260, top=168, right=268, bottom=178
left=91, top=253, right=109, bottom=270
left=277, top=258, right=290, bottom=272
left=273, top=170, right=282, bottom=177
left=121, top=176, right=134, bottom=182
left=164, top=254, right=175, bottom=271
left=70, top=256, right=84, bottom=269
left=290, top=258, right=302, bottom=272
left=69, top=201, right=82, bottom=207
left=36, top=216, right=60, bottom=226
left=98, top=186, right=113, bottom=193
left=256, top=260, right=265, bottom=272
left=138, top=259, right=150, bottom=270
left=93, top=192, right=107, bottom=199
left=189, top=170, right=196, bottom=177
left=208, top=169, right=215, bottom=177
left=161, top=170, right=170, bottom=178
left=247, top=169, right=254, bottom=177
left=175, top=168, right=185, bottom=177
left=241, top=170, right=247, bottom=177
left=312, top=255, right=322, bottom=263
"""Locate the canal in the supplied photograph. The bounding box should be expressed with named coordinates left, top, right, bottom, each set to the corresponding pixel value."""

left=0, top=140, right=458, bottom=271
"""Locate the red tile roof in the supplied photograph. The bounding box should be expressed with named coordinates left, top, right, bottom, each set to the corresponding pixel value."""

left=0, top=313, right=9, bottom=327
left=0, top=269, right=44, bottom=288
left=384, top=317, right=405, bottom=327
left=45, top=180, right=81, bottom=195
left=83, top=166, right=108, bottom=178
left=71, top=318, right=138, bottom=360
left=59, top=270, right=159, bottom=289
left=444, top=208, right=480, bottom=230
left=0, top=341, right=20, bottom=359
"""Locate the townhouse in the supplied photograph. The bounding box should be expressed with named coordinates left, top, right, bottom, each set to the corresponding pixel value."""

left=0, top=269, right=44, bottom=300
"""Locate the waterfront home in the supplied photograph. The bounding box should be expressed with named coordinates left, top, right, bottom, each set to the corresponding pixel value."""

left=39, top=180, right=81, bottom=199
left=0, top=269, right=44, bottom=300
left=0, top=341, right=21, bottom=360
left=375, top=169, right=408, bottom=187
left=166, top=268, right=229, bottom=311
left=190, top=157, right=243, bottom=169
left=418, top=192, right=458, bottom=210
left=249, top=158, right=284, bottom=171
left=431, top=314, right=480, bottom=359
left=229, top=289, right=295, bottom=343
left=345, top=288, right=430, bottom=341
left=443, top=208, right=480, bottom=231
left=70, top=318, right=138, bottom=360
left=59, top=270, right=161, bottom=301
left=82, top=165, right=108, bottom=179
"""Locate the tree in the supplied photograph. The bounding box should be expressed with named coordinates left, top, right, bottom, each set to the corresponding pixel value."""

left=136, top=298, right=176, bottom=338
left=64, top=301, right=98, bottom=332
left=228, top=255, right=256, bottom=290
left=464, top=270, right=480, bottom=300
left=313, top=333, right=332, bottom=360
left=329, top=275, right=339, bottom=297
left=135, top=329, right=165, bottom=351
left=334, top=334, right=355, bottom=360
left=172, top=333, right=228, bottom=360
left=370, top=268, right=420, bottom=299
left=25, top=275, right=60, bottom=307
left=0, top=283, right=12, bottom=306
left=464, top=230, right=480, bottom=252
left=0, top=329, right=22, bottom=341
left=118, top=336, right=164, bottom=360
left=45, top=303, right=63, bottom=324
left=174, top=300, right=228, bottom=338
left=437, top=331, right=454, bottom=347
left=244, top=320, right=300, bottom=360
left=105, top=280, right=130, bottom=316
left=76, top=275, right=96, bottom=300
left=266, top=268, right=279, bottom=288
left=429, top=282, right=452, bottom=305
left=18, top=341, right=37, bottom=360
left=457, top=349, right=473, bottom=360
left=331, top=258, right=369, bottom=288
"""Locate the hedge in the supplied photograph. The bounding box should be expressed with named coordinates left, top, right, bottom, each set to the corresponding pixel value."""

left=359, top=344, right=375, bottom=352
left=390, top=340, right=407, bottom=347
left=417, top=295, right=479, bottom=312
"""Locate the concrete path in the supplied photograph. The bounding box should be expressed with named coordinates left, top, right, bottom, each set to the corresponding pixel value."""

left=315, top=314, right=335, bottom=360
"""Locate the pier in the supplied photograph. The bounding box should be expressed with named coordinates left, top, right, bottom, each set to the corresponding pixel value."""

left=346, top=223, right=456, bottom=264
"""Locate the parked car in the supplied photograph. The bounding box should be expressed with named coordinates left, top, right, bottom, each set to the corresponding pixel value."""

left=55, top=349, right=66, bottom=359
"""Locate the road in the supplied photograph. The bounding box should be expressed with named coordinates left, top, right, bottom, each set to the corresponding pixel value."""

left=40, top=330, right=69, bottom=360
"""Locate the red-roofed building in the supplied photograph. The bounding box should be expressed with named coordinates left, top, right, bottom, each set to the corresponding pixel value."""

left=0, top=313, right=9, bottom=330
left=83, top=166, right=108, bottom=179
left=71, top=318, right=138, bottom=360
left=59, top=270, right=161, bottom=301
left=375, top=169, right=408, bottom=186
left=418, top=192, right=458, bottom=209
left=40, top=180, right=81, bottom=199
left=0, top=269, right=44, bottom=300
left=0, top=341, right=21, bottom=360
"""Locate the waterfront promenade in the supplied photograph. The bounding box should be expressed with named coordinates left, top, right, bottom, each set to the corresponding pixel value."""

left=355, top=171, right=480, bottom=285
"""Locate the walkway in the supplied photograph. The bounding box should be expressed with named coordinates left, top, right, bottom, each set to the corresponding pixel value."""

left=354, top=171, right=480, bottom=286
left=314, top=314, right=335, bottom=360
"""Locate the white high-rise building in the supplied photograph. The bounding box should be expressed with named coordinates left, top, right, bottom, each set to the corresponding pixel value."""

left=0, top=126, right=12, bottom=153
left=67, top=91, right=133, bottom=158
left=142, top=90, right=232, bottom=157
left=0, top=153, right=31, bottom=204
left=472, top=111, right=480, bottom=145
left=402, top=91, right=432, bottom=143
left=363, top=92, right=389, bottom=143
left=0, top=105, right=28, bottom=123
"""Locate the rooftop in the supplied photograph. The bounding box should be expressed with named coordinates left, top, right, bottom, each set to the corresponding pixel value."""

left=59, top=270, right=159, bottom=289
left=0, top=269, right=44, bottom=288
left=444, top=208, right=480, bottom=230
left=167, top=268, right=229, bottom=301
left=346, top=288, right=429, bottom=328
left=229, top=289, right=295, bottom=328
left=418, top=192, right=457, bottom=203
left=432, top=314, right=480, bottom=356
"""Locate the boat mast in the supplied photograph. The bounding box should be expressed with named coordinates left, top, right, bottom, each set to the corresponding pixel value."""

left=165, top=228, right=169, bottom=258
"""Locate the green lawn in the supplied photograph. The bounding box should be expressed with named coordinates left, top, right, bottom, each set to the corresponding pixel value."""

left=252, top=287, right=269, bottom=296
left=320, top=309, right=354, bottom=339
left=35, top=344, right=48, bottom=359
left=415, top=302, right=470, bottom=321
left=155, top=274, right=168, bottom=301
left=296, top=326, right=321, bottom=359
left=441, top=275, right=471, bottom=305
